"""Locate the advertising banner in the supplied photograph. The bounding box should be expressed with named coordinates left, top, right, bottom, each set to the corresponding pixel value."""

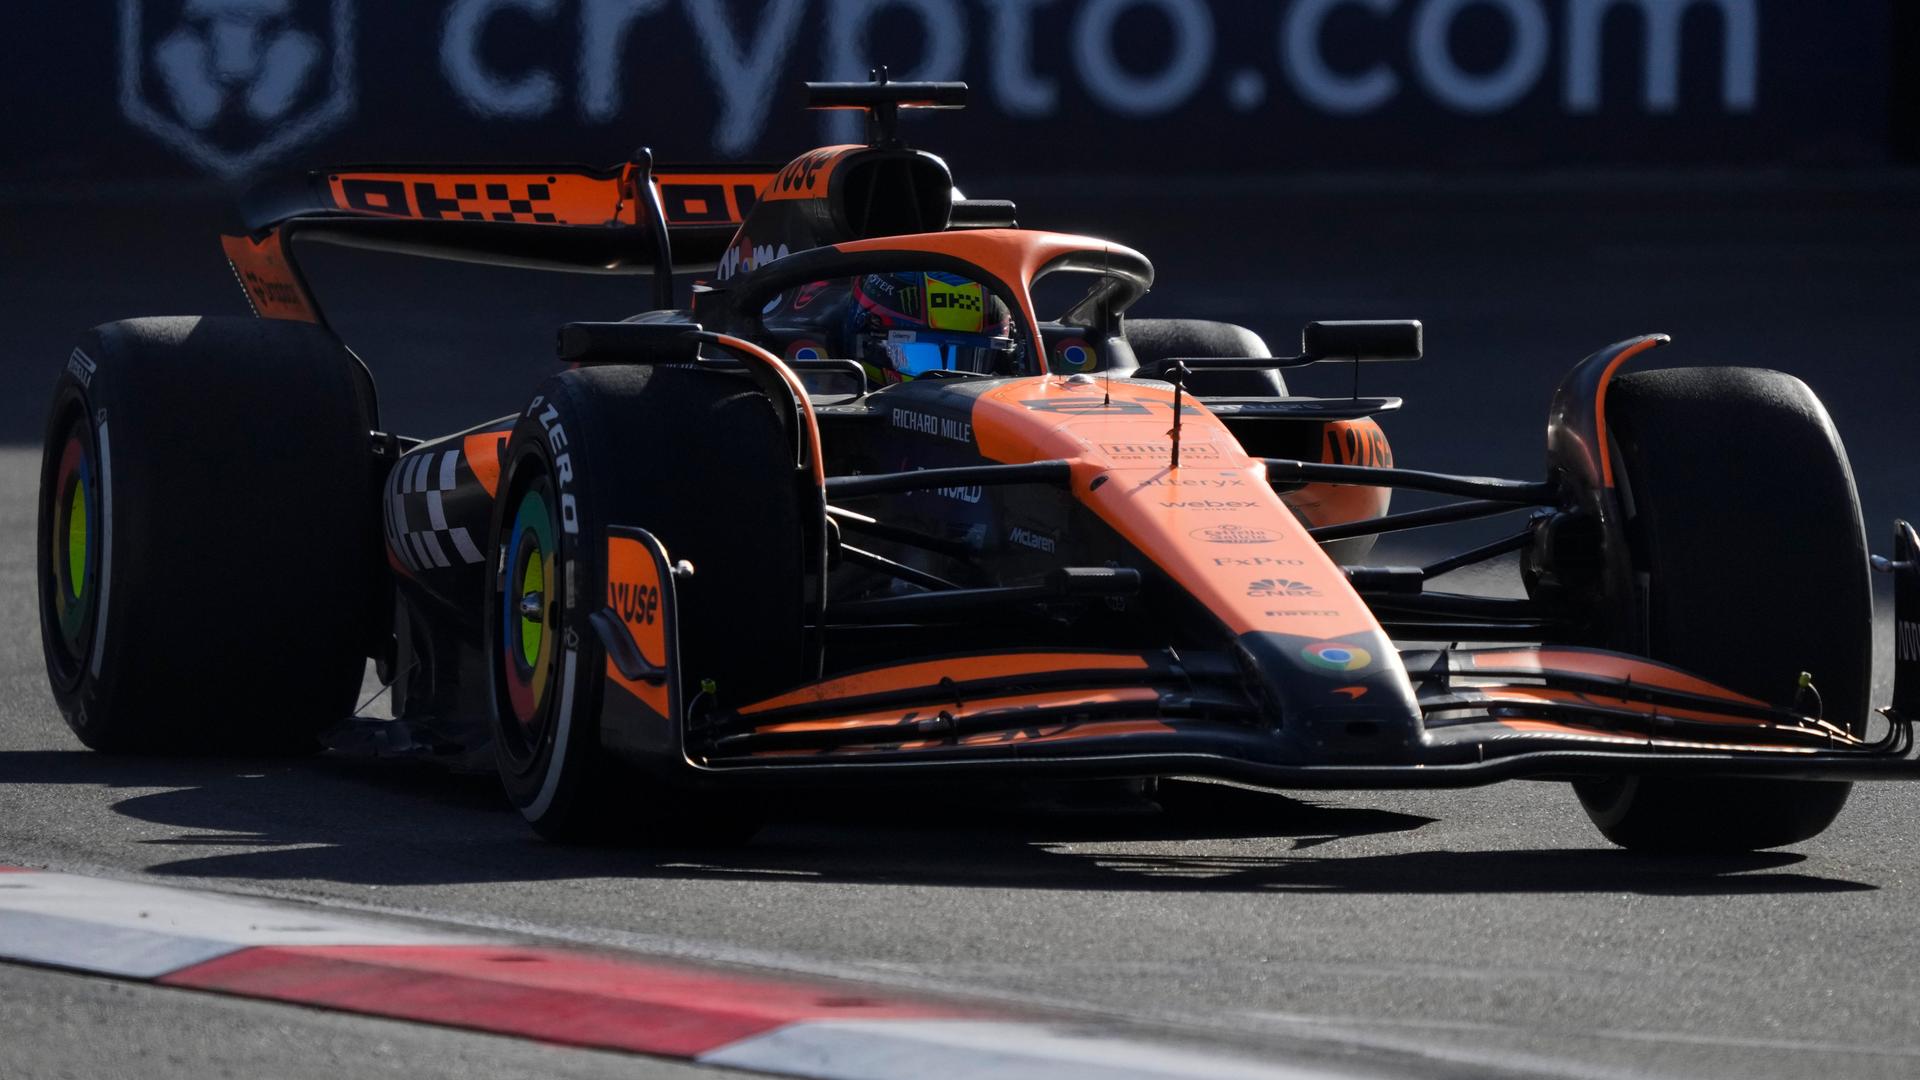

left=4, top=1, right=1898, bottom=186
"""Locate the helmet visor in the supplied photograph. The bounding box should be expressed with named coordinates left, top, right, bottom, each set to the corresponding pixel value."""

left=874, top=330, right=1016, bottom=378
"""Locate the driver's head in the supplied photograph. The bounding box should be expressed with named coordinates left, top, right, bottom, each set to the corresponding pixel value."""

left=847, top=271, right=1015, bottom=383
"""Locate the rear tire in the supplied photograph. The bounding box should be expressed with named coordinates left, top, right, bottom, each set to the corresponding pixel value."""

left=487, top=365, right=806, bottom=843
left=1573, top=367, right=1870, bottom=851
left=37, top=317, right=377, bottom=754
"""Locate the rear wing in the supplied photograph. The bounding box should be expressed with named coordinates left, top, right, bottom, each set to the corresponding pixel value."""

left=221, top=151, right=777, bottom=326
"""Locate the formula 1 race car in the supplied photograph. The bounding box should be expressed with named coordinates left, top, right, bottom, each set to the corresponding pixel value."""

left=39, top=81, right=1920, bottom=852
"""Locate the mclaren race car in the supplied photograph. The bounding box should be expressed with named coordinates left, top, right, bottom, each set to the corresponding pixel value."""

left=38, top=80, right=1920, bottom=851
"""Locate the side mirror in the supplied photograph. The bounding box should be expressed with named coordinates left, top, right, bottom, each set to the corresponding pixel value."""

left=1302, top=320, right=1423, bottom=363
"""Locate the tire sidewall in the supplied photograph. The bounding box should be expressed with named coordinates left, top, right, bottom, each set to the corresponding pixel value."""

left=486, top=387, right=609, bottom=827
left=36, top=347, right=120, bottom=745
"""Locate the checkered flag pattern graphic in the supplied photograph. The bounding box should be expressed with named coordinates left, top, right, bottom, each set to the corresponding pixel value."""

left=386, top=449, right=485, bottom=571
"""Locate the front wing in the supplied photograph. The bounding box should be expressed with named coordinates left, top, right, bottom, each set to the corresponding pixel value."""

left=592, top=525, right=1920, bottom=790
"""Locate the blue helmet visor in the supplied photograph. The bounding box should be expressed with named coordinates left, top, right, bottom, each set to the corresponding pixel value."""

left=876, top=331, right=1016, bottom=378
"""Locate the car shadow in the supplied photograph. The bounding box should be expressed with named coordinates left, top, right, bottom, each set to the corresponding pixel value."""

left=0, top=749, right=1875, bottom=897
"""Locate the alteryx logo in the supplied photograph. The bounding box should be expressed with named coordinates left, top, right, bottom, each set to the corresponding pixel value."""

left=119, top=0, right=355, bottom=178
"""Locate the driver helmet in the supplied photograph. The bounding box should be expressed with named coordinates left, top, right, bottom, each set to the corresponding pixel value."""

left=847, top=271, right=1015, bottom=383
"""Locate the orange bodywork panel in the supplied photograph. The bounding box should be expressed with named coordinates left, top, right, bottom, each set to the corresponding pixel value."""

left=461, top=432, right=508, bottom=499
left=740, top=652, right=1151, bottom=716
left=221, top=232, right=319, bottom=323
left=970, top=375, right=1392, bottom=643
left=1470, top=685, right=1770, bottom=728
left=604, top=533, right=671, bottom=717
left=1461, top=648, right=1770, bottom=707
left=1284, top=417, right=1393, bottom=529
left=1589, top=335, right=1668, bottom=488
left=748, top=719, right=1178, bottom=758
left=325, top=170, right=632, bottom=226
left=1489, top=718, right=1821, bottom=753
left=653, top=171, right=776, bottom=225
left=319, top=166, right=778, bottom=228
left=752, top=687, right=1160, bottom=737
left=759, top=147, right=862, bottom=203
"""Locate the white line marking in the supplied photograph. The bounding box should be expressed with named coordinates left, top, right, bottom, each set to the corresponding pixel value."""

left=702, top=1020, right=1348, bottom=1079
left=418, top=529, right=451, bottom=569
left=449, top=526, right=484, bottom=565
left=406, top=532, right=433, bottom=570
left=0, top=909, right=238, bottom=979
left=0, top=872, right=484, bottom=979
left=439, top=450, right=458, bottom=490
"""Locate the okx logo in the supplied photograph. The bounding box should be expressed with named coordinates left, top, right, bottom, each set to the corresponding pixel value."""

left=120, top=0, right=356, bottom=178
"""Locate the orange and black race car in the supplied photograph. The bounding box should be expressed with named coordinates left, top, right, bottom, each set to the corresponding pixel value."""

left=38, top=81, right=1920, bottom=852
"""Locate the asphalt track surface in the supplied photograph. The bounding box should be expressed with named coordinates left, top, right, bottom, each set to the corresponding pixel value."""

left=1, top=173, right=1918, bottom=1079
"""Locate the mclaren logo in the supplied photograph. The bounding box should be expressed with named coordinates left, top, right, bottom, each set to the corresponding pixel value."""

left=1007, top=526, right=1056, bottom=554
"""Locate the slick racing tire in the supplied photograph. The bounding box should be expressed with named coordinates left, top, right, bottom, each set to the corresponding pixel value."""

left=38, top=317, right=378, bottom=755
left=487, top=365, right=806, bottom=843
left=1574, top=367, right=1871, bottom=852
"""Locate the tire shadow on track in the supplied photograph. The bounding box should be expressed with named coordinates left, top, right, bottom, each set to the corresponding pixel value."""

left=0, top=751, right=1873, bottom=897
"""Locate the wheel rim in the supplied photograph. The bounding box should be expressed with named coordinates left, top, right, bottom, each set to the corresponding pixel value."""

left=498, top=483, right=558, bottom=763
left=47, top=416, right=98, bottom=672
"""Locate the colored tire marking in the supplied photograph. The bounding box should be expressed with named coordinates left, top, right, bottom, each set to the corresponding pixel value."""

left=502, top=488, right=557, bottom=727
left=519, top=547, right=544, bottom=668
left=50, top=427, right=96, bottom=653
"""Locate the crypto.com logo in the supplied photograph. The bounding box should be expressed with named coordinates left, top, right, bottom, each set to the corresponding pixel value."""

left=119, top=0, right=356, bottom=179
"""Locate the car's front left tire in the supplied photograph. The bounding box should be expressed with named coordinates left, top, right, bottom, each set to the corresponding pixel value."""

left=486, top=364, right=806, bottom=843
left=1573, top=366, right=1870, bottom=852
